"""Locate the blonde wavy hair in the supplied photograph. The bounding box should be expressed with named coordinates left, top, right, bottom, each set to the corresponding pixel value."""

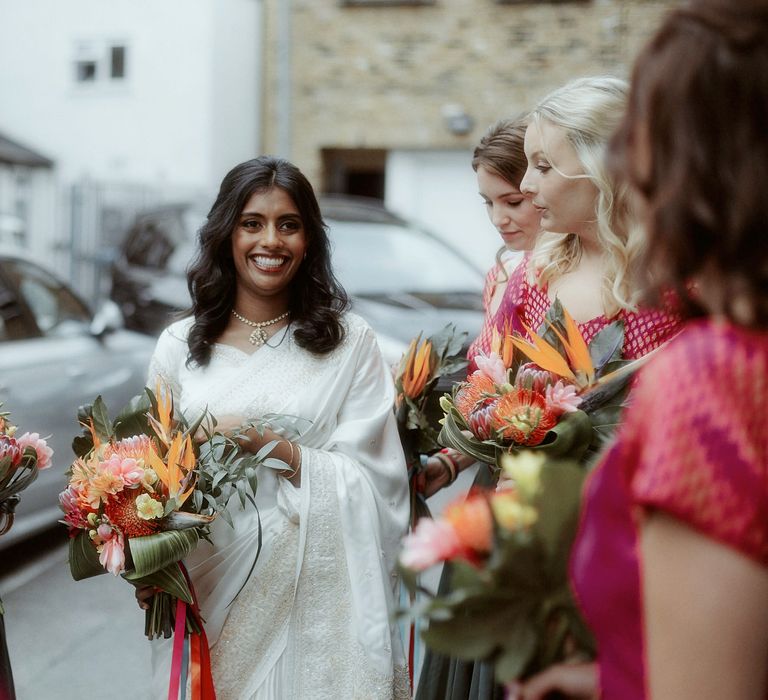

left=528, top=76, right=641, bottom=317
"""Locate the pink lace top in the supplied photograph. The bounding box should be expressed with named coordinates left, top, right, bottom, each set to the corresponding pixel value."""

left=467, top=255, right=680, bottom=369
left=571, top=319, right=768, bottom=699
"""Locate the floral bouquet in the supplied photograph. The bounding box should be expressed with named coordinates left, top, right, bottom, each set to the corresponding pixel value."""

left=399, top=451, right=595, bottom=684
left=394, top=323, right=467, bottom=522
left=439, top=299, right=648, bottom=469
left=61, top=384, right=279, bottom=699
left=0, top=407, right=53, bottom=537
left=0, top=406, right=53, bottom=616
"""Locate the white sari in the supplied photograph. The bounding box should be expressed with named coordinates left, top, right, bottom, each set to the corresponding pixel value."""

left=147, top=312, right=410, bottom=699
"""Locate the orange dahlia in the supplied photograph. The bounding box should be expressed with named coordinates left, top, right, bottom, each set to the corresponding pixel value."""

left=491, top=388, right=557, bottom=446
left=103, top=488, right=162, bottom=538
left=443, top=492, right=493, bottom=554
left=454, top=372, right=498, bottom=422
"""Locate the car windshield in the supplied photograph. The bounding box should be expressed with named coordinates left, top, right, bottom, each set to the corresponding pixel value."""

left=328, top=220, right=481, bottom=296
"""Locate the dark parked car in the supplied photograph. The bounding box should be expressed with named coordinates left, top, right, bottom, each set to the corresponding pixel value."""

left=0, top=248, right=156, bottom=549
left=110, top=196, right=486, bottom=364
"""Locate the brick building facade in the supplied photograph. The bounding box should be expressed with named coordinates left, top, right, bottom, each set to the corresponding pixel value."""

left=259, top=0, right=676, bottom=265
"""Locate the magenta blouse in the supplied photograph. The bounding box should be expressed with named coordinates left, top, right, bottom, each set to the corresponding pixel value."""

left=571, top=318, right=768, bottom=698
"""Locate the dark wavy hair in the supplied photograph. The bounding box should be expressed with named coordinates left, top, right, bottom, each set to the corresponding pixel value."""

left=186, top=156, right=349, bottom=366
left=609, top=0, right=768, bottom=328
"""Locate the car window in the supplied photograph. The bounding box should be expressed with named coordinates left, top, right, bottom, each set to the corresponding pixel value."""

left=327, top=221, right=482, bottom=295
left=3, top=259, right=91, bottom=336
left=0, top=275, right=34, bottom=341
left=124, top=214, right=182, bottom=269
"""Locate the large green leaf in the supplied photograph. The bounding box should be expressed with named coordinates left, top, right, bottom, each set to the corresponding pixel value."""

left=530, top=410, right=592, bottom=461
left=90, top=396, right=114, bottom=442
left=112, top=391, right=152, bottom=440
left=533, top=460, right=586, bottom=571
left=124, top=561, right=193, bottom=604
left=438, top=408, right=497, bottom=464
left=126, top=528, right=199, bottom=578
left=422, top=594, right=535, bottom=660
left=589, top=320, right=625, bottom=375
left=69, top=531, right=107, bottom=581
left=492, top=620, right=540, bottom=683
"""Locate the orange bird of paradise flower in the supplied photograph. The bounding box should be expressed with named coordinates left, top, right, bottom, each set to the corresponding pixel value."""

left=510, top=307, right=595, bottom=388
left=400, top=337, right=434, bottom=399
left=148, top=432, right=197, bottom=506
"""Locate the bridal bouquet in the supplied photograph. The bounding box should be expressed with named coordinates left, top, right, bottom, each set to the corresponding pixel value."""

left=400, top=451, right=595, bottom=684
left=394, top=323, right=467, bottom=522
left=61, top=384, right=279, bottom=698
left=0, top=407, right=53, bottom=615
left=439, top=299, right=645, bottom=469
left=0, top=406, right=53, bottom=537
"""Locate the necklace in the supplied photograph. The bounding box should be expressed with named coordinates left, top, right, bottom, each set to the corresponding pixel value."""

left=231, top=309, right=290, bottom=346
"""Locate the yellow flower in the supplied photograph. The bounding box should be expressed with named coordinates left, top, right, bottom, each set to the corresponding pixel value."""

left=491, top=490, right=538, bottom=531
left=141, top=467, right=158, bottom=487
left=135, top=493, right=164, bottom=520
left=500, top=451, right=546, bottom=500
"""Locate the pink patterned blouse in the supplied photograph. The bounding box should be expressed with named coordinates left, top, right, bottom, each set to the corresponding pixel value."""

left=467, top=255, right=680, bottom=369
left=571, top=318, right=768, bottom=699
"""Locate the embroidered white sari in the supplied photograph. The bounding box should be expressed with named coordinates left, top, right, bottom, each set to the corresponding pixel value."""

left=147, top=312, right=410, bottom=699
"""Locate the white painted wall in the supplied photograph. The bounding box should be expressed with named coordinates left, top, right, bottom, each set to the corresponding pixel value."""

left=0, top=0, right=261, bottom=192
left=385, top=149, right=501, bottom=273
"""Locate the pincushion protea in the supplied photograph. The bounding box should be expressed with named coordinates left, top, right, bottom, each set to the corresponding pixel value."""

left=103, top=487, right=161, bottom=538
left=454, top=372, right=497, bottom=422
left=491, top=388, right=557, bottom=446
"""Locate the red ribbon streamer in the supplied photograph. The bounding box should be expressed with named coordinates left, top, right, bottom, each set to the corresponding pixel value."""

left=168, top=597, right=187, bottom=700
left=167, top=564, right=216, bottom=700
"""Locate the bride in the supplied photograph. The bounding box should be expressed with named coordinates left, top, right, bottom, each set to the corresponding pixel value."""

left=143, top=156, right=410, bottom=699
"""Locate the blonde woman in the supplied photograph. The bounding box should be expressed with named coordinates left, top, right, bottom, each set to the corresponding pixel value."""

left=499, top=76, right=679, bottom=358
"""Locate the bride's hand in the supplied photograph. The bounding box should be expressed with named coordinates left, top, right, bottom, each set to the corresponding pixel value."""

left=135, top=585, right=155, bottom=611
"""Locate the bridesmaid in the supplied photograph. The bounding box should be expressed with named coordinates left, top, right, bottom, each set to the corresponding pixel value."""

left=419, top=115, right=540, bottom=500
left=419, top=76, right=680, bottom=700
left=515, top=2, right=768, bottom=699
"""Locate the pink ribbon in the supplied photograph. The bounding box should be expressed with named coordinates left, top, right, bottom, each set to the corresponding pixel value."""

left=167, top=597, right=188, bottom=700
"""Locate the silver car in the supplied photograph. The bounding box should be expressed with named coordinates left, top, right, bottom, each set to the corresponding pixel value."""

left=0, top=248, right=156, bottom=549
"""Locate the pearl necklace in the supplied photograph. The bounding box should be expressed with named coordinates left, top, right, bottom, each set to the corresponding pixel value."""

left=231, top=309, right=290, bottom=346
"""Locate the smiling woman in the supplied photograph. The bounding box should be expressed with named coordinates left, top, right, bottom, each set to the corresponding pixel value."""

left=144, top=157, right=410, bottom=699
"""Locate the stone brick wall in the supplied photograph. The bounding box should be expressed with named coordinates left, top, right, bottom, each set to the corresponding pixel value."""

left=261, top=0, right=677, bottom=187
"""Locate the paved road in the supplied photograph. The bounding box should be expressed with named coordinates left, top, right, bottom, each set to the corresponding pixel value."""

left=0, top=531, right=152, bottom=700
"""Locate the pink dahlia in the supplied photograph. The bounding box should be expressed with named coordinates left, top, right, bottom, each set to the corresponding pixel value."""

left=98, top=530, right=126, bottom=576
left=474, top=352, right=508, bottom=386
left=545, top=381, right=583, bottom=416
left=400, top=517, right=462, bottom=571
left=101, top=454, right=145, bottom=488
left=16, top=432, right=53, bottom=470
